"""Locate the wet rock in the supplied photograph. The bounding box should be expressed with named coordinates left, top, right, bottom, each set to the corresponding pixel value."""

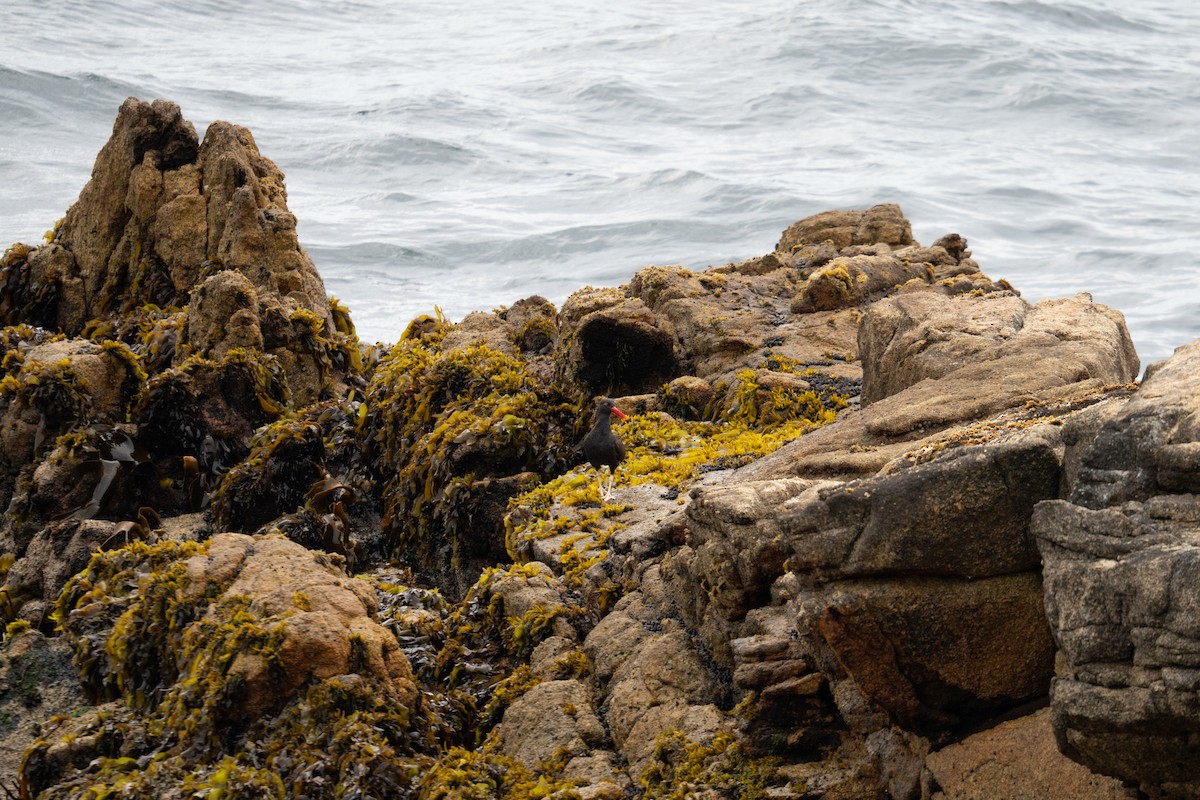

left=0, top=630, right=90, bottom=792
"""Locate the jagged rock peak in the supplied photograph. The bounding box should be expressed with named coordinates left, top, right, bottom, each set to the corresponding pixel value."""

left=24, top=96, right=330, bottom=338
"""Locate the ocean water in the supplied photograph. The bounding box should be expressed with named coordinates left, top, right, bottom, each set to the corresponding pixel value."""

left=1, top=0, right=1198, bottom=364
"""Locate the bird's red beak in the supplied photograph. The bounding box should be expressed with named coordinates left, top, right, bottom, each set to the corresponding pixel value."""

left=611, top=406, right=627, bottom=420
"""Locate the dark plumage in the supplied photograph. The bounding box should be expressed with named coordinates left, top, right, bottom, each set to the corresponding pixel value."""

left=580, top=397, right=627, bottom=499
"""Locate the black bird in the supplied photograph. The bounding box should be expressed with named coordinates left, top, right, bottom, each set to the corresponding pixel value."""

left=580, top=397, right=628, bottom=500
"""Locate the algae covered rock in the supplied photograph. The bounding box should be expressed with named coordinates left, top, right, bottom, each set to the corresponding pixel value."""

left=1, top=97, right=351, bottom=409
left=24, top=534, right=426, bottom=798
left=364, top=320, right=579, bottom=594
left=0, top=338, right=143, bottom=478
left=1, top=97, right=1164, bottom=799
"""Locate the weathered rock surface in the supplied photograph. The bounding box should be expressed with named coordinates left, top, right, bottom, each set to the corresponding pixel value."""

left=0, top=338, right=141, bottom=511
left=21, top=533, right=422, bottom=798
left=1033, top=341, right=1200, bottom=798
left=494, top=679, right=607, bottom=766
left=8, top=97, right=342, bottom=407
left=777, top=203, right=915, bottom=253
left=0, top=98, right=1169, bottom=800
left=183, top=533, right=418, bottom=716
left=858, top=291, right=1138, bottom=406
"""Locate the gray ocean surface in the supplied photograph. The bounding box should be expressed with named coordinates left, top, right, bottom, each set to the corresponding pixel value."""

left=2, top=0, right=1198, bottom=364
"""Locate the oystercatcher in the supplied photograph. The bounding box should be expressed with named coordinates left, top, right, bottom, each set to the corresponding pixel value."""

left=580, top=397, right=627, bottom=500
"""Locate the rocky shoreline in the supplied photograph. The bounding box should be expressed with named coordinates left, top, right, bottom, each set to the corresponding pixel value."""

left=0, top=97, right=1192, bottom=798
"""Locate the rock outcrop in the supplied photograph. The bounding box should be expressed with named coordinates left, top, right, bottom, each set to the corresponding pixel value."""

left=1, top=97, right=345, bottom=408
left=0, top=97, right=1174, bottom=799
left=1033, top=339, right=1200, bottom=798
left=21, top=534, right=424, bottom=798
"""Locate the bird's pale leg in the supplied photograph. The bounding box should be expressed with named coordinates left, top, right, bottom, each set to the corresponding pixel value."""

left=601, top=467, right=614, bottom=501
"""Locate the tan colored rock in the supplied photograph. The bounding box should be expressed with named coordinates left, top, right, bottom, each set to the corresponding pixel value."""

left=153, top=193, right=207, bottom=291
left=564, top=750, right=632, bottom=799
left=662, top=375, right=715, bottom=419
left=499, top=295, right=559, bottom=354
left=604, top=623, right=724, bottom=769
left=733, top=297, right=1136, bottom=484
left=777, top=204, right=914, bottom=253
left=487, top=561, right=573, bottom=623
left=12, top=98, right=339, bottom=407
left=859, top=291, right=1139, bottom=406
left=556, top=290, right=680, bottom=397
left=440, top=310, right=517, bottom=355
left=618, top=256, right=865, bottom=399
left=529, top=635, right=578, bottom=679
left=198, top=120, right=326, bottom=310
left=181, top=533, right=417, bottom=718
left=185, top=270, right=264, bottom=358
left=56, top=97, right=199, bottom=314
left=927, top=709, right=1136, bottom=800
left=495, top=679, right=608, bottom=767
left=584, top=595, right=656, bottom=687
